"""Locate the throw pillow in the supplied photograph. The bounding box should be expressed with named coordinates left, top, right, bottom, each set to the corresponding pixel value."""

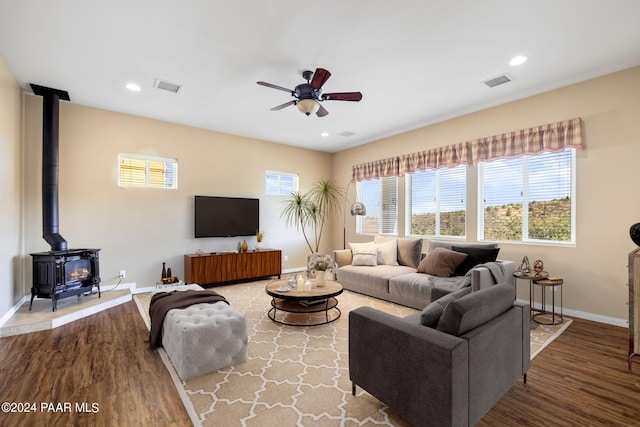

left=436, top=283, right=515, bottom=336
left=397, top=238, right=423, bottom=268
left=417, top=247, right=468, bottom=277
left=351, top=249, right=378, bottom=266
left=451, top=246, right=501, bottom=276
left=427, top=240, right=498, bottom=252
left=374, top=239, right=399, bottom=266
left=349, top=242, right=376, bottom=253
left=420, top=287, right=471, bottom=327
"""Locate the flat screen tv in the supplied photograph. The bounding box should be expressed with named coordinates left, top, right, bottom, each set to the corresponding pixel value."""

left=194, top=196, right=259, bottom=238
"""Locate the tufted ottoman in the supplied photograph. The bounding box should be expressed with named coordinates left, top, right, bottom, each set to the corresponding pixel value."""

left=153, top=284, right=248, bottom=381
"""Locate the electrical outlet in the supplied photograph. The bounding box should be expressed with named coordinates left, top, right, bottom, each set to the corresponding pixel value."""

left=284, top=255, right=288, bottom=261
left=119, top=270, right=126, bottom=278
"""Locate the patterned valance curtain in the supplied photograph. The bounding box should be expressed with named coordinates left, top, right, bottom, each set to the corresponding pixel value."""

left=350, top=118, right=583, bottom=182
left=398, top=142, right=471, bottom=176
left=469, top=117, right=583, bottom=164
left=351, top=156, right=399, bottom=182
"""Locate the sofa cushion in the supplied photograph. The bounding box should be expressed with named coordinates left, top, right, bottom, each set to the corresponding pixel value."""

left=350, top=241, right=376, bottom=253
left=417, top=247, right=468, bottom=277
left=436, top=283, right=515, bottom=336
left=452, top=246, right=501, bottom=276
left=336, top=264, right=415, bottom=293
left=375, top=239, right=399, bottom=265
left=397, top=238, right=423, bottom=268
left=375, top=236, right=423, bottom=268
left=352, top=249, right=378, bottom=266
left=427, top=240, right=498, bottom=253
left=420, top=287, right=472, bottom=327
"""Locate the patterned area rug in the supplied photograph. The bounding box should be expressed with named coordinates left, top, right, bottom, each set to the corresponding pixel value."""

left=134, top=279, right=571, bottom=427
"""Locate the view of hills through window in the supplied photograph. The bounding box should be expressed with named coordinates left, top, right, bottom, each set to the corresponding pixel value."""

left=480, top=149, right=573, bottom=242
left=359, top=149, right=574, bottom=243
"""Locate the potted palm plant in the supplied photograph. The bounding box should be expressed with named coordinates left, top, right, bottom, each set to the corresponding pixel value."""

left=281, top=178, right=344, bottom=255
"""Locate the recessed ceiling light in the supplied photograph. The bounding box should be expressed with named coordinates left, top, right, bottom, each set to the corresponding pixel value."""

left=126, top=82, right=141, bottom=92
left=509, top=55, right=528, bottom=66
left=321, top=132, right=329, bottom=137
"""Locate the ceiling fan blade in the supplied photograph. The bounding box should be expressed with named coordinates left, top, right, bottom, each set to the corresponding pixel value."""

left=270, top=100, right=296, bottom=111
left=310, top=68, right=331, bottom=90
left=322, top=92, right=363, bottom=102
left=257, top=81, right=294, bottom=94
left=316, top=104, right=329, bottom=117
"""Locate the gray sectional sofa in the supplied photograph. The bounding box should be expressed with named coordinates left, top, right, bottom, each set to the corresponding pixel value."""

left=333, top=238, right=515, bottom=310
left=349, top=283, right=530, bottom=426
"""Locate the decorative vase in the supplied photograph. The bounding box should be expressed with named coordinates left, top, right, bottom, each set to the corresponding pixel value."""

left=241, top=240, right=248, bottom=253
left=161, top=262, right=167, bottom=279
left=255, top=242, right=264, bottom=251
left=631, top=223, right=640, bottom=246
left=315, top=270, right=326, bottom=286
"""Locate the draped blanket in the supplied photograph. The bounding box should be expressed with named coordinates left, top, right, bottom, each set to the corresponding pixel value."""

left=457, top=261, right=506, bottom=289
left=148, top=289, right=228, bottom=349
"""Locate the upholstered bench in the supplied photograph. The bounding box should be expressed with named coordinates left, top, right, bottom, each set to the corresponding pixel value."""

left=152, top=284, right=248, bottom=381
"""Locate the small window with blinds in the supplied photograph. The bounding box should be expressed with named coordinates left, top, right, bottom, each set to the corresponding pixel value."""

left=356, top=176, right=398, bottom=235
left=406, top=165, right=466, bottom=237
left=118, top=154, right=177, bottom=189
left=265, top=171, right=299, bottom=196
left=478, top=148, right=575, bottom=243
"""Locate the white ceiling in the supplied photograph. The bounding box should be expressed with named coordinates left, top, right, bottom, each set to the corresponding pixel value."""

left=1, top=1, right=640, bottom=153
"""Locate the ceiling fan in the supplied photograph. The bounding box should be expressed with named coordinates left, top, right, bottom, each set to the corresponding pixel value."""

left=257, top=68, right=362, bottom=117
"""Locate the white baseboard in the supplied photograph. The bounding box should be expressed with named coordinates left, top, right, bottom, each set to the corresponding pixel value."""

left=0, top=295, right=29, bottom=328
left=516, top=298, right=627, bottom=327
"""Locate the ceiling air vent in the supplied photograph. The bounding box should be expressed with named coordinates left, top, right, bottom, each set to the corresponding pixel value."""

left=153, top=78, right=181, bottom=93
left=338, top=131, right=355, bottom=138
left=483, top=74, right=512, bottom=88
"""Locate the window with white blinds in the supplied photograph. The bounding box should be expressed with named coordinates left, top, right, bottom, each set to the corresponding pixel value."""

left=478, top=148, right=575, bottom=243
left=118, top=154, right=177, bottom=189
left=265, top=171, right=299, bottom=196
left=356, top=176, right=398, bottom=235
left=406, top=165, right=466, bottom=237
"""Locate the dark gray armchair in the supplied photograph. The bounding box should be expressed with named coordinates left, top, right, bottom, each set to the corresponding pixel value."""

left=349, top=283, right=530, bottom=427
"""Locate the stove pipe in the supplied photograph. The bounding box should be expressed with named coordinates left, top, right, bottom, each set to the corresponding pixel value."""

left=30, top=84, right=70, bottom=252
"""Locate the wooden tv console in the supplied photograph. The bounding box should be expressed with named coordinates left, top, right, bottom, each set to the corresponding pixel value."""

left=184, top=249, right=281, bottom=285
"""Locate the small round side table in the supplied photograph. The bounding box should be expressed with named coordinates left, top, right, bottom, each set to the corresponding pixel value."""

left=513, top=271, right=549, bottom=323
left=532, top=277, right=563, bottom=325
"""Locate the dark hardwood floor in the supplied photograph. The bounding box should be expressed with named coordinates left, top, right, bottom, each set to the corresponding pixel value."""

left=0, top=301, right=190, bottom=427
left=479, top=318, right=640, bottom=426
left=1, top=302, right=639, bottom=426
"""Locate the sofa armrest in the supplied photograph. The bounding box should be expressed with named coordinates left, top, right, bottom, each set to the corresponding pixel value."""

left=514, top=301, right=531, bottom=373
left=332, top=249, right=352, bottom=268
left=471, top=260, right=515, bottom=291
left=349, top=307, right=469, bottom=427
left=430, top=286, right=453, bottom=301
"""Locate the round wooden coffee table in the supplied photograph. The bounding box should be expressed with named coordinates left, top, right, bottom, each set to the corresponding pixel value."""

left=265, top=279, right=344, bottom=326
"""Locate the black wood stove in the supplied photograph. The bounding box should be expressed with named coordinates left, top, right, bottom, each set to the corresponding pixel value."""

left=29, top=84, right=101, bottom=311
left=30, top=249, right=101, bottom=311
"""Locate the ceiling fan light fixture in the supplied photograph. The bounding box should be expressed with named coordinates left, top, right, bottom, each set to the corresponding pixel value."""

left=296, top=98, right=320, bottom=116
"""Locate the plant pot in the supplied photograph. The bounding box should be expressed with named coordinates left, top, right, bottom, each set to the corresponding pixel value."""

left=255, top=242, right=264, bottom=251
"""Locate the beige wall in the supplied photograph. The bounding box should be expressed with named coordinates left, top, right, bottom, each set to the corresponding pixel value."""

left=4, top=57, right=639, bottom=324
left=0, top=55, right=23, bottom=317
left=333, top=66, right=640, bottom=324
left=22, top=97, right=331, bottom=296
